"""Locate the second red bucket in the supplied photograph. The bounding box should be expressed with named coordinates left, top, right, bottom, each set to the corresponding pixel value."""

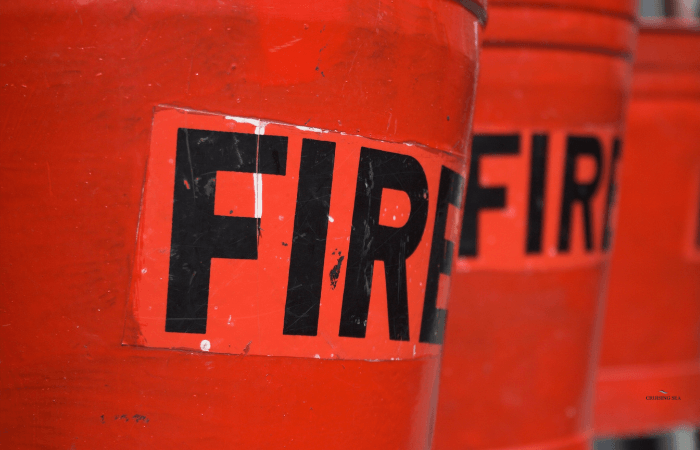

left=434, top=0, right=638, bottom=449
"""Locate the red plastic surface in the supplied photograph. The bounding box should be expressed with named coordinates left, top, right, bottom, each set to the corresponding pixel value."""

left=594, top=20, right=700, bottom=438
left=0, top=0, right=483, bottom=448
left=433, top=1, right=637, bottom=449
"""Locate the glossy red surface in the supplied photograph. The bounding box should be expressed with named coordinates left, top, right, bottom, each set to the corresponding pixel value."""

left=0, top=0, right=483, bottom=448
left=594, top=20, right=700, bottom=438
left=433, top=1, right=637, bottom=449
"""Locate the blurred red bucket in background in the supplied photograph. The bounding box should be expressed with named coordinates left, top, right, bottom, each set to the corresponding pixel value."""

left=434, top=0, right=638, bottom=449
left=0, top=0, right=485, bottom=448
left=594, top=18, right=700, bottom=438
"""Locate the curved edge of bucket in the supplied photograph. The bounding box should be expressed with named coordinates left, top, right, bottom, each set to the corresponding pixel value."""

left=455, top=0, right=489, bottom=25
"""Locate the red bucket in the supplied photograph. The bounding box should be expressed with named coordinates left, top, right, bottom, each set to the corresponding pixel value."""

left=0, top=0, right=485, bottom=448
left=434, top=0, right=638, bottom=449
left=594, top=18, right=700, bottom=438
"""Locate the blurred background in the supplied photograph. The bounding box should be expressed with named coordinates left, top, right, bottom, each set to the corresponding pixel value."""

left=640, top=0, right=698, bottom=18
left=596, top=429, right=699, bottom=450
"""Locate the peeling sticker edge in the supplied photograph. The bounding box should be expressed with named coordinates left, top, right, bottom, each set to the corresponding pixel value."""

left=156, top=105, right=461, bottom=161
left=295, top=125, right=329, bottom=134
left=224, top=115, right=266, bottom=135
